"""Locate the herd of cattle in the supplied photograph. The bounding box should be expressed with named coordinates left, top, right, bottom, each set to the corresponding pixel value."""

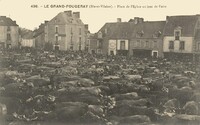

left=0, top=50, right=200, bottom=125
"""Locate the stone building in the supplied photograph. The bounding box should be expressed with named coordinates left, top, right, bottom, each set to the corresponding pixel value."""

left=163, top=15, right=200, bottom=60
left=20, top=29, right=34, bottom=48
left=0, top=16, right=19, bottom=49
left=33, top=21, right=48, bottom=49
left=44, top=11, right=88, bottom=51
left=95, top=17, right=165, bottom=57
left=129, top=20, right=166, bottom=58
left=96, top=18, right=135, bottom=56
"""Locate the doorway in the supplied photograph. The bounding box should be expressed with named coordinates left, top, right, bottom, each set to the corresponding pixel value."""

left=152, top=51, right=158, bottom=58
left=54, top=45, right=60, bottom=51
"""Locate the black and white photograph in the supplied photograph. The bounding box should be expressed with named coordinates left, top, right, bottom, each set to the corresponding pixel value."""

left=0, top=0, right=200, bottom=125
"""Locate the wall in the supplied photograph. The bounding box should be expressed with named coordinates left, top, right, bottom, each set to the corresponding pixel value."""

left=46, top=24, right=66, bottom=51
left=35, top=32, right=45, bottom=49
left=0, top=26, right=19, bottom=48
left=21, top=39, right=35, bottom=47
left=65, top=24, right=86, bottom=51
left=108, top=40, right=117, bottom=55
left=88, top=38, right=98, bottom=53
left=46, top=23, right=86, bottom=51
left=129, top=38, right=163, bottom=57
left=116, top=39, right=129, bottom=50
left=163, top=36, right=193, bottom=53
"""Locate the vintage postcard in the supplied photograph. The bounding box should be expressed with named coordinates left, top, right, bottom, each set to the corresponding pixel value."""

left=0, top=0, right=200, bottom=125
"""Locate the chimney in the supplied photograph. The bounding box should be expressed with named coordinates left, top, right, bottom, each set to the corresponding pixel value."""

left=84, top=24, right=88, bottom=30
left=64, top=10, right=72, bottom=17
left=73, top=12, right=80, bottom=18
left=138, top=18, right=144, bottom=23
left=196, top=14, right=200, bottom=20
left=117, top=18, right=122, bottom=22
left=44, top=20, right=49, bottom=24
left=134, top=17, right=139, bottom=24
left=166, top=16, right=169, bottom=23
left=39, top=23, right=43, bottom=28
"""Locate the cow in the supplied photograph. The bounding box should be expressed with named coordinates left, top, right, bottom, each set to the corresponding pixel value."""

left=183, top=101, right=199, bottom=115
left=111, top=92, right=139, bottom=101
left=109, top=115, right=151, bottom=125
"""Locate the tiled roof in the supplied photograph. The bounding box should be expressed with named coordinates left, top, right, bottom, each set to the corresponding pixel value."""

left=98, top=22, right=135, bottom=39
left=22, top=31, right=33, bottom=39
left=33, top=23, right=45, bottom=37
left=163, top=15, right=199, bottom=36
left=97, top=21, right=165, bottom=39
left=48, top=11, right=84, bottom=25
left=132, top=21, right=166, bottom=38
left=195, top=29, right=200, bottom=40
left=0, top=16, right=18, bottom=26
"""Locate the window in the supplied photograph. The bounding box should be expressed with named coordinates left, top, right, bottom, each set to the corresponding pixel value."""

left=169, top=41, right=174, bottom=49
left=105, top=28, right=107, bottom=34
left=79, top=44, right=81, bottom=50
left=145, top=41, right=149, bottom=47
left=69, top=19, right=73, bottom=23
left=55, top=26, right=58, bottom=33
left=179, top=41, right=185, bottom=50
left=97, top=49, right=102, bottom=54
left=141, top=41, right=144, bottom=47
left=79, top=28, right=81, bottom=35
left=79, top=37, right=82, bottom=50
left=71, top=28, right=73, bottom=34
left=7, top=34, right=11, bottom=40
left=79, top=37, right=81, bottom=42
left=198, top=43, right=200, bottom=50
left=98, top=31, right=102, bottom=38
left=7, top=26, right=11, bottom=31
left=120, top=41, right=125, bottom=50
left=97, top=40, right=103, bottom=48
left=55, top=35, right=58, bottom=42
left=175, top=31, right=180, bottom=40
left=137, top=40, right=140, bottom=47
left=45, top=34, right=47, bottom=42
left=153, top=41, right=157, bottom=48
left=70, top=45, right=73, bottom=50
left=137, top=31, right=144, bottom=38
left=71, top=36, right=73, bottom=41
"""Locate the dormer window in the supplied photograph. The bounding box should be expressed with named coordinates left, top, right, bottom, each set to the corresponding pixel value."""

left=137, top=31, right=144, bottom=37
left=54, top=18, right=57, bottom=23
left=55, top=26, right=58, bottom=33
left=175, top=31, right=180, bottom=40
left=153, top=31, right=162, bottom=38
left=71, top=28, right=73, bottom=34
left=105, top=28, right=107, bottom=34
left=169, top=41, right=174, bottom=49
left=98, top=31, right=103, bottom=38
left=179, top=41, right=185, bottom=50
left=70, top=19, right=73, bottom=23
left=7, top=26, right=11, bottom=31
left=174, top=27, right=182, bottom=40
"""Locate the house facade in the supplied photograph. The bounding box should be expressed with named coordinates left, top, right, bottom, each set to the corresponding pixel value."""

left=33, top=21, right=50, bottom=50
left=163, top=15, right=200, bottom=60
left=96, top=18, right=135, bottom=56
left=96, top=17, right=165, bottom=57
left=0, top=16, right=19, bottom=49
left=44, top=11, right=88, bottom=51
left=129, top=21, right=166, bottom=58
left=21, top=30, right=34, bottom=48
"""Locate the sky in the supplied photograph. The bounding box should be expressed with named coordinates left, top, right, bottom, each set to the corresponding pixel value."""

left=0, top=0, right=200, bottom=33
